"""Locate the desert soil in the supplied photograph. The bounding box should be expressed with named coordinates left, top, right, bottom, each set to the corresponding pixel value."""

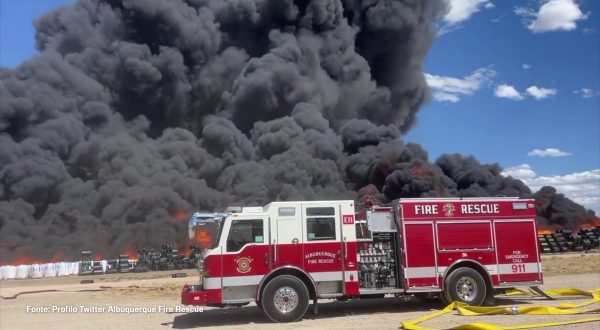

left=1, top=252, right=599, bottom=330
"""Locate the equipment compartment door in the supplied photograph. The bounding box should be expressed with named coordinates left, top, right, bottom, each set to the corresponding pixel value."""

left=494, top=220, right=542, bottom=283
left=403, top=222, right=438, bottom=289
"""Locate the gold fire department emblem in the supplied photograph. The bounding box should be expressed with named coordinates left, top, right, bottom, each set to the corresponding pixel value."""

left=443, top=203, right=455, bottom=216
left=236, top=257, right=252, bottom=273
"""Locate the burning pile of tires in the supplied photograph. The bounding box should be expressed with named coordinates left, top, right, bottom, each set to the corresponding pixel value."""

left=77, top=251, right=134, bottom=276
left=133, top=245, right=200, bottom=272
left=539, top=227, right=600, bottom=253
left=78, top=245, right=201, bottom=275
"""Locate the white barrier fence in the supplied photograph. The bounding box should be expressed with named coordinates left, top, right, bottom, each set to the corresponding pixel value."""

left=0, top=258, right=141, bottom=280
left=0, top=262, right=83, bottom=280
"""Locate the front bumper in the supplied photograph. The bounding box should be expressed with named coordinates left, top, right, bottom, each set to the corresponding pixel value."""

left=181, top=284, right=208, bottom=305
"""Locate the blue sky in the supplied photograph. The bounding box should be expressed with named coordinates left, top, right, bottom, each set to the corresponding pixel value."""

left=407, top=0, right=600, bottom=213
left=1, top=0, right=598, bottom=212
left=0, top=0, right=76, bottom=66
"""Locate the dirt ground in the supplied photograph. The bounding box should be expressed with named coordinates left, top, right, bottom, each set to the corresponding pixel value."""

left=1, top=253, right=599, bottom=330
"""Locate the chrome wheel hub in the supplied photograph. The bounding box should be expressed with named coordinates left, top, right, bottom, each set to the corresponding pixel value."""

left=456, top=277, right=478, bottom=302
left=273, top=286, right=298, bottom=313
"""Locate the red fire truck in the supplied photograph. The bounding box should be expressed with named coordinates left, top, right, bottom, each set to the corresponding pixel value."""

left=181, top=198, right=542, bottom=322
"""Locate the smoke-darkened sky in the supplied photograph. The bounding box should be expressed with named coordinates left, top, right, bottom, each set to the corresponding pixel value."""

left=0, top=0, right=598, bottom=262
left=2, top=0, right=598, bottom=215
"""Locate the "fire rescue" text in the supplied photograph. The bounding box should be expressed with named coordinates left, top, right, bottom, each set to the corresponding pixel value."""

left=414, top=204, right=500, bottom=215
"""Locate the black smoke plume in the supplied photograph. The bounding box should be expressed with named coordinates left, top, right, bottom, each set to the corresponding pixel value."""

left=0, top=0, right=596, bottom=263
left=532, top=187, right=598, bottom=230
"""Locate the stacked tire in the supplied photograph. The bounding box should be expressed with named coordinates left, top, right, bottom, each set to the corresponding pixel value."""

left=544, top=234, right=565, bottom=253
left=571, top=236, right=585, bottom=251
left=538, top=234, right=551, bottom=253
left=579, top=228, right=599, bottom=249
left=552, top=232, right=568, bottom=252
left=118, top=254, right=130, bottom=273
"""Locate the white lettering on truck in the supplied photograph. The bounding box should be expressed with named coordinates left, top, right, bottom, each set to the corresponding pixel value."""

left=460, top=204, right=499, bottom=214
left=414, top=204, right=438, bottom=215
left=305, top=251, right=337, bottom=265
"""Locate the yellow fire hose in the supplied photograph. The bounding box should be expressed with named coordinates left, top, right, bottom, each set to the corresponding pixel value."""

left=401, top=288, right=600, bottom=330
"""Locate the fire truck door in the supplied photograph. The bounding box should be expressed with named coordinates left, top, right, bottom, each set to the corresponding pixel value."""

left=273, top=215, right=304, bottom=269
left=302, top=204, right=344, bottom=293
left=221, top=217, right=270, bottom=285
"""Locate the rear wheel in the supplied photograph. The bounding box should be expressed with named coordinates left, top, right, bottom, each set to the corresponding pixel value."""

left=442, top=267, right=487, bottom=306
left=262, top=275, right=309, bottom=322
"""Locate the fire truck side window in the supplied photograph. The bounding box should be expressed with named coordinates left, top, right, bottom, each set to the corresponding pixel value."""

left=306, top=207, right=336, bottom=241
left=226, top=219, right=264, bottom=252
left=306, top=218, right=336, bottom=241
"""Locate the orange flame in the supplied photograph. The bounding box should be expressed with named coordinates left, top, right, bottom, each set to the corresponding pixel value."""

left=92, top=252, right=103, bottom=261
left=579, top=219, right=600, bottom=229
left=4, top=255, right=41, bottom=266
left=171, top=210, right=189, bottom=221
left=2, top=251, right=69, bottom=266
left=410, top=166, right=432, bottom=177
left=537, top=229, right=554, bottom=235
left=123, top=247, right=138, bottom=260
left=194, top=229, right=214, bottom=249
left=49, top=251, right=65, bottom=263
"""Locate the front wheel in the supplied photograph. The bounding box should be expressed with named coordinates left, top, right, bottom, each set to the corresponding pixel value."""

left=442, top=267, right=487, bottom=306
left=262, top=275, right=309, bottom=322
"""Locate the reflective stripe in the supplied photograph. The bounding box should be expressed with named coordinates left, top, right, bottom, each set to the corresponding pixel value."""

left=405, top=267, right=437, bottom=277
left=204, top=270, right=354, bottom=290
left=309, top=271, right=343, bottom=282
left=204, top=275, right=263, bottom=289
left=497, top=262, right=541, bottom=275
left=204, top=278, right=220, bottom=289
left=436, top=265, right=499, bottom=275
left=407, top=263, right=542, bottom=278
left=206, top=263, right=542, bottom=290
left=486, top=265, right=498, bottom=275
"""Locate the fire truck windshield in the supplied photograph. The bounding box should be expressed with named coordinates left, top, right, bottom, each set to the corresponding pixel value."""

left=188, top=212, right=228, bottom=250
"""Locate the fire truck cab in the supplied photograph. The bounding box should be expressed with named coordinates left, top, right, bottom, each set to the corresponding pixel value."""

left=182, top=198, right=541, bottom=322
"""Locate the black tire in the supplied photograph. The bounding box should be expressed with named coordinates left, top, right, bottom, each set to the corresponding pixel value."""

left=261, top=275, right=309, bottom=322
left=442, top=267, right=487, bottom=306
